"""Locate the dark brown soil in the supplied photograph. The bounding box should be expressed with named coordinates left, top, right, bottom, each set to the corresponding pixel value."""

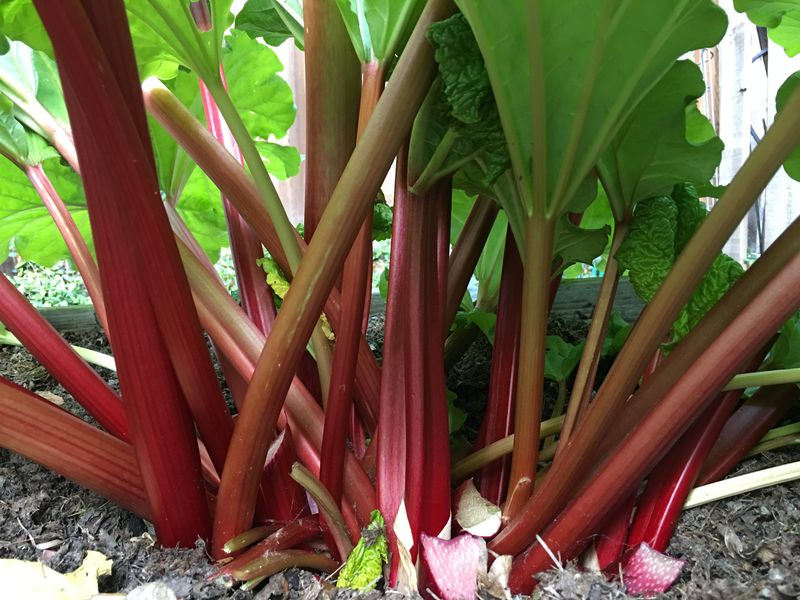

left=1, top=322, right=799, bottom=598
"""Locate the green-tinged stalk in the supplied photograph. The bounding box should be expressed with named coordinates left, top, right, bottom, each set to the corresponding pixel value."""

left=558, top=220, right=627, bottom=450
left=494, top=87, right=800, bottom=554
left=451, top=417, right=565, bottom=482
left=0, top=377, right=148, bottom=519
left=302, top=0, right=360, bottom=240
left=24, top=163, right=107, bottom=333
left=211, top=0, right=457, bottom=556
left=142, top=80, right=381, bottom=430
left=504, top=214, right=555, bottom=519
left=178, top=241, right=376, bottom=531
left=231, top=550, right=339, bottom=582
left=506, top=223, right=800, bottom=592
left=684, top=461, right=800, bottom=509
left=724, top=367, right=800, bottom=390
left=290, top=463, right=354, bottom=559
left=202, top=77, right=333, bottom=401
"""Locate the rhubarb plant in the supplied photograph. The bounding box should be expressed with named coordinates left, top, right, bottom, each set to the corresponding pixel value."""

left=0, top=1, right=800, bottom=598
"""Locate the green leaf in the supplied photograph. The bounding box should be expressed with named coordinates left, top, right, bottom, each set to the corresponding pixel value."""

left=446, top=389, right=467, bottom=434
left=597, top=60, right=723, bottom=221
left=334, top=0, right=426, bottom=64
left=735, top=0, right=800, bottom=56
left=0, top=106, right=27, bottom=160
left=0, top=1, right=52, bottom=58
left=763, top=312, right=800, bottom=370
left=474, top=210, right=507, bottom=310
left=257, top=255, right=290, bottom=302
left=602, top=312, right=632, bottom=357
left=149, top=70, right=203, bottom=200
left=125, top=0, right=233, bottom=82
left=410, top=16, right=510, bottom=195
left=0, top=157, right=91, bottom=267
left=456, top=308, right=497, bottom=344
left=254, top=141, right=301, bottom=180
left=456, top=0, right=727, bottom=220
left=671, top=253, right=744, bottom=342
left=235, top=0, right=304, bottom=48
left=223, top=29, right=296, bottom=140
left=544, top=335, right=583, bottom=382
left=337, top=510, right=388, bottom=591
left=377, top=267, right=389, bottom=299
left=672, top=183, right=707, bottom=255
left=553, top=216, right=611, bottom=276
left=175, top=167, right=229, bottom=263
left=372, top=200, right=393, bottom=242
left=615, top=196, right=678, bottom=303
left=777, top=72, right=800, bottom=181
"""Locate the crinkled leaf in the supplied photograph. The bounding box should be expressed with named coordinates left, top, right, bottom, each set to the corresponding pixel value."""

left=0, top=157, right=91, bottom=266
left=175, top=167, right=228, bottom=263
left=0, top=1, right=52, bottom=58
left=223, top=29, right=295, bottom=140
left=777, top=72, right=800, bottom=180
left=334, top=0, right=426, bottom=64
left=336, top=510, right=387, bottom=591
left=455, top=0, right=727, bottom=220
left=257, top=256, right=290, bottom=302
left=544, top=335, right=583, bottom=382
left=735, top=0, right=800, bottom=56
left=671, top=253, right=743, bottom=342
left=235, top=0, right=303, bottom=49
left=411, top=16, right=509, bottom=195
left=597, top=60, right=723, bottom=220
left=672, top=183, right=707, bottom=254
left=615, top=196, right=678, bottom=302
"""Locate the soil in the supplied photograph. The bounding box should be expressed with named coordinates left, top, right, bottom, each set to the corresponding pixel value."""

left=1, top=321, right=799, bottom=599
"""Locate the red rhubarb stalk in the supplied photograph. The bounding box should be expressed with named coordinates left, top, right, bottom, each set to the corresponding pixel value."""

left=24, top=163, right=108, bottom=332
left=507, top=218, right=800, bottom=593
left=475, top=228, right=522, bottom=506
left=698, top=383, right=799, bottom=485
left=211, top=0, right=456, bottom=555
left=0, top=377, right=148, bottom=519
left=0, top=274, right=126, bottom=439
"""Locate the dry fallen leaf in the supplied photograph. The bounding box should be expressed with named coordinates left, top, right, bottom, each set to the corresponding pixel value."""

left=0, top=550, right=112, bottom=600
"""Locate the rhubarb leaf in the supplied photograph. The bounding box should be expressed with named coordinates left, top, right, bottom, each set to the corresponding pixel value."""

left=735, top=0, right=800, bottom=56
left=455, top=0, right=727, bottom=220
left=0, top=156, right=90, bottom=266
left=597, top=60, right=724, bottom=221
left=125, top=0, right=233, bottom=82
left=615, top=196, right=678, bottom=302
left=223, top=30, right=295, bottom=140
left=372, top=199, right=393, bottom=242
left=671, top=254, right=744, bottom=342
left=334, top=0, right=425, bottom=64
left=544, top=336, right=583, bottom=382
left=553, top=217, right=611, bottom=276
left=235, top=0, right=303, bottom=49
left=410, top=15, right=509, bottom=195
left=454, top=480, right=501, bottom=538
left=777, top=72, right=800, bottom=181
left=764, top=312, right=800, bottom=370
left=176, top=168, right=229, bottom=262
left=0, top=1, right=52, bottom=57
left=254, top=141, right=301, bottom=180
left=673, top=183, right=708, bottom=254
left=336, top=510, right=388, bottom=591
